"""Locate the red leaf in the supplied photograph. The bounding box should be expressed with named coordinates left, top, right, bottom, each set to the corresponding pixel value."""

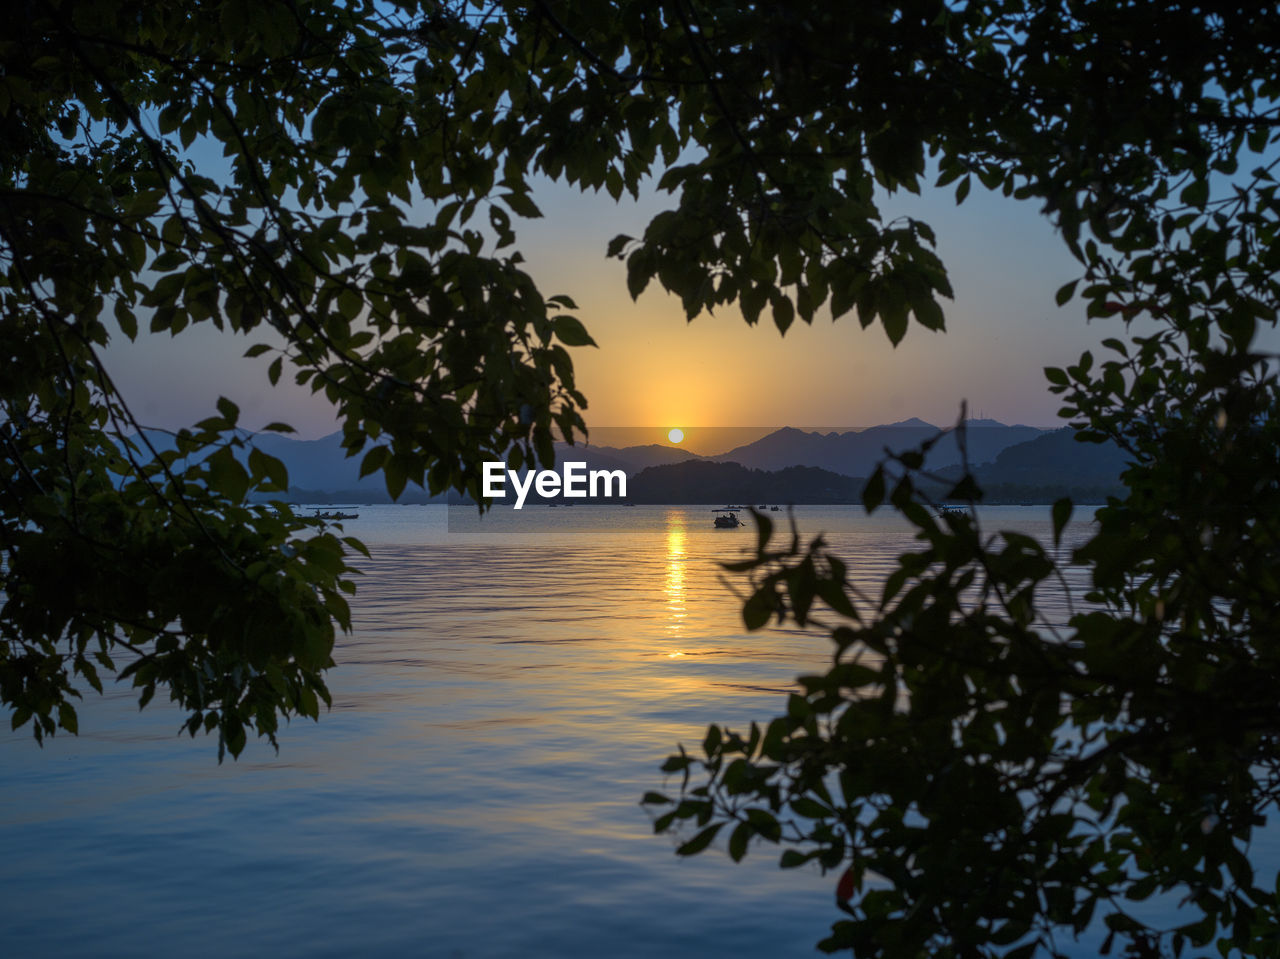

left=835, top=866, right=856, bottom=903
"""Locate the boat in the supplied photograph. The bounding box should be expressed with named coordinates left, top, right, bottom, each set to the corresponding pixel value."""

left=770, top=505, right=780, bottom=511
left=713, top=509, right=743, bottom=528
left=937, top=505, right=965, bottom=518
left=313, top=509, right=359, bottom=520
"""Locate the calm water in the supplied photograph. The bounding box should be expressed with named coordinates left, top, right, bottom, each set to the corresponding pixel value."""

left=2, top=505, right=1092, bottom=957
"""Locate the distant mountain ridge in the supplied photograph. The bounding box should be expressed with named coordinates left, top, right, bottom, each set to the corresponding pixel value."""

left=575, top=419, right=1046, bottom=477
left=706, top=420, right=1046, bottom=475
left=628, top=461, right=864, bottom=505
left=128, top=419, right=1122, bottom=502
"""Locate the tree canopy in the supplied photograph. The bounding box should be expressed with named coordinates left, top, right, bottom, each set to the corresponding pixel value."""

left=5, top=1, right=1280, bottom=954
left=629, top=3, right=1280, bottom=957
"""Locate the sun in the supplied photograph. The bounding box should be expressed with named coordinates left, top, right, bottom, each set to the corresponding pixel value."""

left=668, top=427, right=684, bottom=444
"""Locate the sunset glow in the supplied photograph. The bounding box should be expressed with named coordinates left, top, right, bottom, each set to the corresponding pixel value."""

left=668, top=428, right=684, bottom=444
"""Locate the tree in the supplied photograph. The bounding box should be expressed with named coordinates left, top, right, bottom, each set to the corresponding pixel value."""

left=0, top=0, right=976, bottom=756
left=630, top=3, right=1280, bottom=957
left=1, top=0, right=601, bottom=758
left=6, top=3, right=1280, bottom=953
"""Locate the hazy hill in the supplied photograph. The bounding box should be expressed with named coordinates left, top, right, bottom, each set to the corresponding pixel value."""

left=975, top=429, right=1129, bottom=488
left=628, top=460, right=865, bottom=504
left=554, top=442, right=702, bottom=473
left=628, top=428, right=1129, bottom=506
left=251, top=431, right=385, bottom=492
left=710, top=420, right=1045, bottom=475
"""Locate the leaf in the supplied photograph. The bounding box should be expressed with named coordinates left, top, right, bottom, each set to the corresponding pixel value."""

left=702, top=724, right=722, bottom=757
left=751, top=509, right=772, bottom=554
left=626, top=251, right=651, bottom=299
left=384, top=459, right=408, bottom=501
left=728, top=821, right=751, bottom=862
left=675, top=822, right=723, bottom=856
left=248, top=446, right=289, bottom=490
left=1180, top=178, right=1209, bottom=207
left=553, top=315, right=597, bottom=347
left=502, top=191, right=542, bottom=218
left=882, top=303, right=908, bottom=345
left=835, top=867, right=857, bottom=903
left=1052, top=497, right=1073, bottom=547
left=114, top=299, right=138, bottom=340
left=215, top=396, right=240, bottom=426
left=337, top=287, right=362, bottom=320
left=946, top=474, right=982, bottom=502
left=359, top=445, right=389, bottom=478
left=862, top=467, right=885, bottom=512
left=742, top=588, right=774, bottom=630
left=206, top=447, right=251, bottom=502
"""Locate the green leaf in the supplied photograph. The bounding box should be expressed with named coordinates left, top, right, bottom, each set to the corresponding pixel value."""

left=742, top=588, right=774, bottom=630
left=1180, top=178, right=1209, bottom=207
left=248, top=446, right=288, bottom=490
left=114, top=299, right=138, bottom=340
left=359, top=445, right=390, bottom=478
left=553, top=315, right=597, bottom=347
left=862, top=467, right=885, bottom=512
left=215, top=396, right=240, bottom=426
left=502, top=192, right=542, bottom=218
left=206, top=447, right=251, bottom=502
left=384, top=459, right=408, bottom=501
left=728, top=821, right=752, bottom=862
left=676, top=823, right=723, bottom=856
left=1052, top=497, right=1073, bottom=547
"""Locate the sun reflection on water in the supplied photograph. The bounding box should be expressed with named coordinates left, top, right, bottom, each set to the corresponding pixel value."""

left=663, top=511, right=687, bottom=644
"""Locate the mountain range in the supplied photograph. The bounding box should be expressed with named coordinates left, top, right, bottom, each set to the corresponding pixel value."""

left=164, top=418, right=1126, bottom=503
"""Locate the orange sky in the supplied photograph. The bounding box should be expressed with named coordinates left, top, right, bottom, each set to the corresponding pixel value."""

left=103, top=175, right=1182, bottom=441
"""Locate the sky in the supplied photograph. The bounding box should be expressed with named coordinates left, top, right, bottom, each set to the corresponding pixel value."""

left=102, top=170, right=1134, bottom=443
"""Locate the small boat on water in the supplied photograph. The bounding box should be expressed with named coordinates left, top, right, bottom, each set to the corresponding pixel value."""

left=713, top=509, right=743, bottom=528
left=314, top=509, right=359, bottom=521
left=770, top=505, right=780, bottom=511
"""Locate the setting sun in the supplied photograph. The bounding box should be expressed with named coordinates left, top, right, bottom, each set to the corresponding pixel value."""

left=667, top=428, right=684, bottom=444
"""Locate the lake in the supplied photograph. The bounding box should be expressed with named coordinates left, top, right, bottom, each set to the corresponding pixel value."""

left=1, top=505, right=1093, bottom=957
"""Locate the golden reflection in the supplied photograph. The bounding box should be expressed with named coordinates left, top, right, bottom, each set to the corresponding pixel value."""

left=664, top=511, right=687, bottom=638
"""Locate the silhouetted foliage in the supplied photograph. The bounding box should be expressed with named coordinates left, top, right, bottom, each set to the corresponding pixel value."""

left=6, top=4, right=1280, bottom=953
left=633, top=3, right=1280, bottom=957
